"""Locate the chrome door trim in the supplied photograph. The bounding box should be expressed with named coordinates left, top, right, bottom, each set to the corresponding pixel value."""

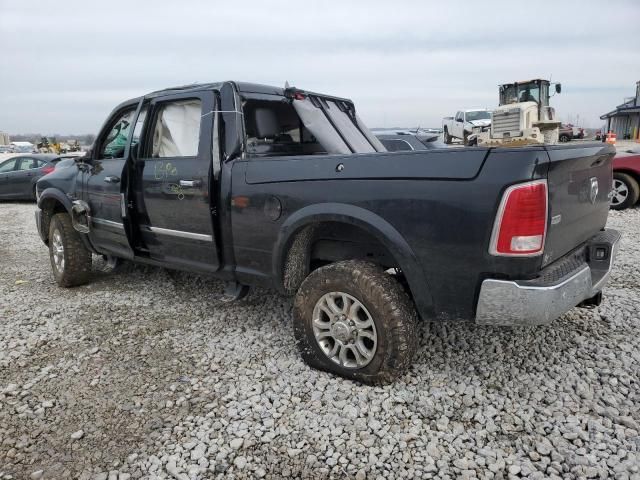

left=92, top=217, right=124, bottom=230
left=140, top=225, right=213, bottom=242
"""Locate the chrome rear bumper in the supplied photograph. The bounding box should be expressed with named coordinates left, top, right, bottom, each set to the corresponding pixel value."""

left=475, top=229, right=621, bottom=326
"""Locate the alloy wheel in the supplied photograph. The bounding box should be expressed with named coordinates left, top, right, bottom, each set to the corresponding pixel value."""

left=52, top=229, right=65, bottom=272
left=611, top=179, right=629, bottom=206
left=312, top=291, right=377, bottom=369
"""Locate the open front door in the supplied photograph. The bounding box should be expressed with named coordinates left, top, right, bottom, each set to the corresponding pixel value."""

left=133, top=90, right=220, bottom=272
left=85, top=104, right=142, bottom=259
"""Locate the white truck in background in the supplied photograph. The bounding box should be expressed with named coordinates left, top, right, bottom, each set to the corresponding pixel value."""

left=442, top=109, right=491, bottom=145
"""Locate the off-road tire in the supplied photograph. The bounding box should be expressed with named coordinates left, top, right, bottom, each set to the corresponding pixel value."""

left=611, top=172, right=640, bottom=210
left=444, top=128, right=452, bottom=144
left=48, top=213, right=92, bottom=287
left=293, top=260, right=418, bottom=384
left=463, top=132, right=469, bottom=146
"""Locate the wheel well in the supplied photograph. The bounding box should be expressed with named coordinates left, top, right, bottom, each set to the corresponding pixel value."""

left=614, top=169, right=640, bottom=187
left=282, top=221, right=400, bottom=295
left=39, top=198, right=68, bottom=243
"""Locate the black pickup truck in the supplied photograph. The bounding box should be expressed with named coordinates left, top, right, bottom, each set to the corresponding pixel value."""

left=35, top=81, right=620, bottom=384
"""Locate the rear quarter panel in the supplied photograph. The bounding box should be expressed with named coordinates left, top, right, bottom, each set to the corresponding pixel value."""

left=231, top=147, right=548, bottom=321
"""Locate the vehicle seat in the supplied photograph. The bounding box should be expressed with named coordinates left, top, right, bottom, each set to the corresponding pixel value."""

left=255, top=108, right=280, bottom=139
left=247, top=108, right=302, bottom=157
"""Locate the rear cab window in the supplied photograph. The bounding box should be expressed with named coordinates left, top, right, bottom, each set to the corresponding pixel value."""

left=242, top=98, right=325, bottom=158
left=380, top=139, right=413, bottom=152
left=240, top=89, right=386, bottom=158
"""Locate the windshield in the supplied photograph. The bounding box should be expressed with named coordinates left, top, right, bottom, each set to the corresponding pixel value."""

left=500, top=85, right=518, bottom=105
left=500, top=82, right=543, bottom=105
left=517, top=83, right=540, bottom=103
left=466, top=111, right=491, bottom=121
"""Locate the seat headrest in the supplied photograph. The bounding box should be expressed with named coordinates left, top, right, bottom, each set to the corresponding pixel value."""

left=254, top=108, right=280, bottom=138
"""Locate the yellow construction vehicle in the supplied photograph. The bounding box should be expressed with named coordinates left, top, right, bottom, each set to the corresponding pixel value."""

left=37, top=137, right=62, bottom=154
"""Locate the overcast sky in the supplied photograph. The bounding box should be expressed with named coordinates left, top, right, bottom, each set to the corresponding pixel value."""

left=1, top=0, right=638, bottom=134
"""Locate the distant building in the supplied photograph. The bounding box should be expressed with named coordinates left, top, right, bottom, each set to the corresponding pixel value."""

left=600, top=81, right=640, bottom=140
left=0, top=131, right=9, bottom=145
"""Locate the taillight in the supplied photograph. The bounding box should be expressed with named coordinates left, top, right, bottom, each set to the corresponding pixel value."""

left=489, top=180, right=548, bottom=256
left=41, top=165, right=55, bottom=175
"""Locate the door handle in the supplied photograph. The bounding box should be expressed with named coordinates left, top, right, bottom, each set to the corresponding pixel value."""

left=104, top=176, right=120, bottom=184
left=179, top=179, right=202, bottom=188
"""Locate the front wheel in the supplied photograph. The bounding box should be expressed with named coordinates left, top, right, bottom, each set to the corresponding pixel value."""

left=611, top=172, right=640, bottom=210
left=48, top=213, right=92, bottom=287
left=559, top=134, right=571, bottom=143
left=293, top=261, right=418, bottom=384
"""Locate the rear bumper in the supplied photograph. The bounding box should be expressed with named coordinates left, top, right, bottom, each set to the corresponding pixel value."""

left=475, top=229, right=621, bottom=326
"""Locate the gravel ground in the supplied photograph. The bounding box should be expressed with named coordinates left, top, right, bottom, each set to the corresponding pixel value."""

left=0, top=202, right=639, bottom=480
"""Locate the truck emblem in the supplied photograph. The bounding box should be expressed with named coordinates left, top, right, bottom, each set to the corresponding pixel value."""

left=589, top=177, right=599, bottom=204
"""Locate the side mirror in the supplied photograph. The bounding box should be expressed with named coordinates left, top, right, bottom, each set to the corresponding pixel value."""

left=555, top=83, right=562, bottom=94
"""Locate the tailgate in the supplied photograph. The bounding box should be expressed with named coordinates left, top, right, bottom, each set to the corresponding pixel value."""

left=543, top=143, right=615, bottom=267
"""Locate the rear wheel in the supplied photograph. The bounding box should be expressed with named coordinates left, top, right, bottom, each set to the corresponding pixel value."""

left=293, top=260, right=418, bottom=384
left=559, top=133, right=571, bottom=143
left=48, top=213, right=92, bottom=287
left=611, top=172, right=640, bottom=210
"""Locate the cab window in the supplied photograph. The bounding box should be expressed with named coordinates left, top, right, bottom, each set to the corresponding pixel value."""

left=380, top=139, right=413, bottom=152
left=242, top=99, right=326, bottom=158
left=98, top=108, right=136, bottom=159
left=149, top=99, right=202, bottom=158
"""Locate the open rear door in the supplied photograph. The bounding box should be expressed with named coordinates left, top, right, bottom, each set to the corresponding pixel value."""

left=287, top=88, right=386, bottom=155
